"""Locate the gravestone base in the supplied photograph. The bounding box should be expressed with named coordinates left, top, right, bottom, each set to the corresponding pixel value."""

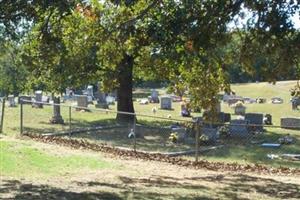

left=50, top=115, right=64, bottom=124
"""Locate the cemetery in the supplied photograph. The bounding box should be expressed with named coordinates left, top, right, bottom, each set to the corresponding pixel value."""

left=1, top=1, right=300, bottom=199
left=1, top=81, right=299, bottom=168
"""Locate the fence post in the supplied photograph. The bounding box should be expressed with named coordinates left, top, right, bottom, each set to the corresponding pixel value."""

left=69, top=106, right=72, bottom=136
left=195, top=120, right=200, bottom=163
left=20, top=100, right=23, bottom=135
left=133, top=115, right=137, bottom=152
left=0, top=99, right=5, bottom=133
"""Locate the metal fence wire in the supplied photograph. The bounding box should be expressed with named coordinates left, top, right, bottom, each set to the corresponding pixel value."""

left=20, top=100, right=300, bottom=165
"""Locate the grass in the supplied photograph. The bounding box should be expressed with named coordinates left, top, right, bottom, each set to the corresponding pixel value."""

left=0, top=139, right=120, bottom=178
left=1, top=136, right=300, bottom=200
left=0, top=80, right=299, bottom=169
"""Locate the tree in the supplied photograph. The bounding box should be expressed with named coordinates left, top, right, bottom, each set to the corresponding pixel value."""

left=1, top=0, right=300, bottom=123
left=0, top=41, right=28, bottom=96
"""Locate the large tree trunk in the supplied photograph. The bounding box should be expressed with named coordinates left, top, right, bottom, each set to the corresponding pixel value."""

left=116, top=54, right=135, bottom=123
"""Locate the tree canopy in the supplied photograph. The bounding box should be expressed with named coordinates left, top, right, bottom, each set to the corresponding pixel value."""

left=1, top=0, right=300, bottom=120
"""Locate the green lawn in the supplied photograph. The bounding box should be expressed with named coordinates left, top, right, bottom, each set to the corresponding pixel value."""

left=0, top=139, right=120, bottom=179
left=1, top=80, right=299, bottom=169
left=1, top=137, right=299, bottom=200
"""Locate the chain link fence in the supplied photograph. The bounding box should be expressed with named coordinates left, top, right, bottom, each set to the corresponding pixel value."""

left=20, top=99, right=300, bottom=168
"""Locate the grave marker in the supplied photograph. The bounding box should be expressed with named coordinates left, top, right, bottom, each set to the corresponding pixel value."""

left=245, top=113, right=264, bottom=132
left=160, top=96, right=172, bottom=110
left=7, top=95, right=16, bottom=107
left=281, top=117, right=300, bottom=130
left=229, top=119, right=250, bottom=138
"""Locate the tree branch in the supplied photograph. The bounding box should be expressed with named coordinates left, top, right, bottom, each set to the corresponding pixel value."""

left=118, top=0, right=161, bottom=29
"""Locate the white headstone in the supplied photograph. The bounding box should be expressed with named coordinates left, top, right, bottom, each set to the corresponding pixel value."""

left=87, top=85, right=94, bottom=97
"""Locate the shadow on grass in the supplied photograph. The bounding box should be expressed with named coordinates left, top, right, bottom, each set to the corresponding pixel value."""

left=1, top=173, right=299, bottom=199
left=0, top=180, right=122, bottom=200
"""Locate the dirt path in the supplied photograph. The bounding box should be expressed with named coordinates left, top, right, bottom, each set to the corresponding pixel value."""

left=1, top=136, right=300, bottom=200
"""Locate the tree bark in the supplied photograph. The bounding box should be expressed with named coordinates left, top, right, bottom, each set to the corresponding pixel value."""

left=116, top=54, right=135, bottom=123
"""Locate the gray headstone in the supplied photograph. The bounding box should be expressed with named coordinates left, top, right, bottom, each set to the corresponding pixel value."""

left=234, top=105, right=246, bottom=115
left=18, top=95, right=32, bottom=104
left=229, top=119, right=250, bottom=138
left=148, top=90, right=159, bottom=103
left=202, top=128, right=219, bottom=143
left=219, top=112, right=231, bottom=123
left=8, top=95, right=16, bottom=107
left=281, top=117, right=300, bottom=130
left=33, top=90, right=43, bottom=108
left=76, top=95, right=88, bottom=109
left=291, top=97, right=300, bottom=110
left=245, top=113, right=264, bottom=132
left=49, top=97, right=64, bottom=124
left=244, top=97, right=256, bottom=104
left=160, top=96, right=172, bottom=110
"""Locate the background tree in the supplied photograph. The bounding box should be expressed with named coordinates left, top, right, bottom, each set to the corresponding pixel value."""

left=0, top=41, right=28, bottom=96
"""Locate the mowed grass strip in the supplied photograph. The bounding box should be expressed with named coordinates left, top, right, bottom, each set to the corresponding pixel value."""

left=0, top=139, right=120, bottom=178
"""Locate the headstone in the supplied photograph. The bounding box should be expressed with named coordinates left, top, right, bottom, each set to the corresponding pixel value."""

left=291, top=97, right=300, bottom=110
left=160, top=96, right=172, bottom=110
left=149, top=90, right=159, bottom=103
left=76, top=95, right=88, bottom=111
left=181, top=102, right=191, bottom=117
left=33, top=90, right=43, bottom=108
left=245, top=113, right=264, bottom=132
left=172, top=127, right=187, bottom=142
left=271, top=97, right=283, bottom=104
left=227, top=96, right=244, bottom=106
left=86, top=85, right=94, bottom=98
left=42, top=96, right=50, bottom=103
left=106, top=96, right=115, bottom=105
left=222, top=93, right=231, bottom=102
left=234, top=105, right=246, bottom=115
left=229, top=119, right=250, bottom=138
left=256, top=97, right=267, bottom=104
left=264, top=114, right=272, bottom=125
left=7, top=95, right=16, bottom=107
left=49, top=97, right=64, bottom=124
left=244, top=97, right=256, bottom=104
left=139, top=99, right=149, bottom=105
left=65, top=88, right=73, bottom=96
left=202, top=128, right=219, bottom=143
left=95, top=89, right=109, bottom=108
left=18, top=95, right=32, bottom=104
left=281, top=117, right=300, bottom=130
left=219, top=112, right=231, bottom=123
